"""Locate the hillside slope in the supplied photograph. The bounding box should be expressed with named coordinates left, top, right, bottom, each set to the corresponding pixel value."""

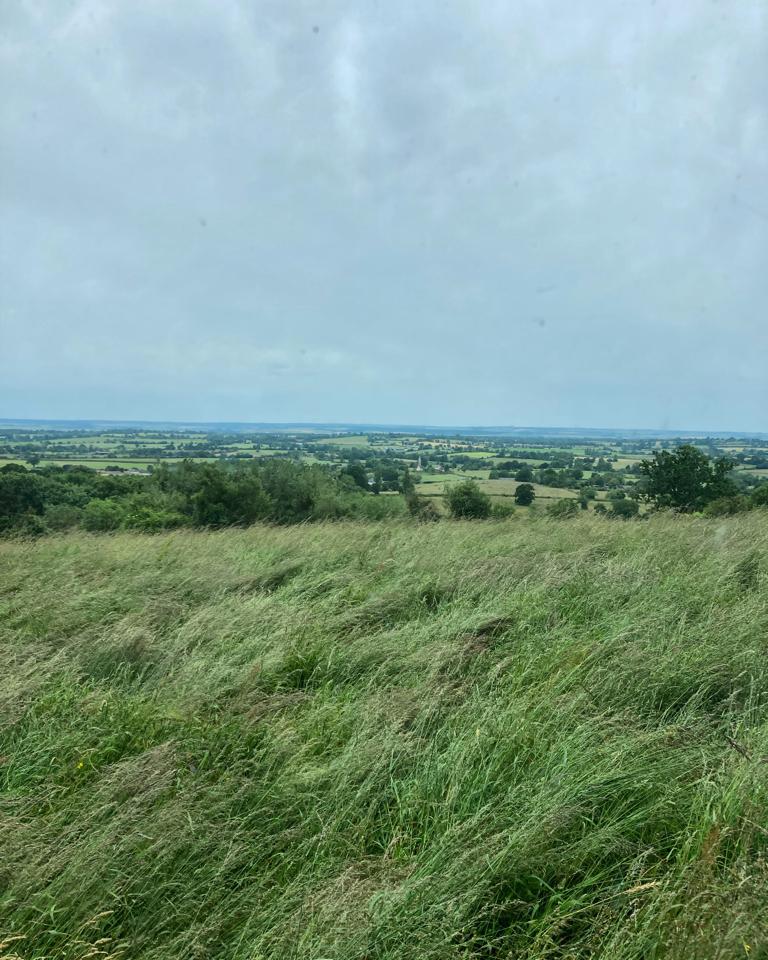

left=1, top=515, right=767, bottom=959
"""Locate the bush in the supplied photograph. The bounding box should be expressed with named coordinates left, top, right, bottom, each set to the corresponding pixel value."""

left=444, top=480, right=492, bottom=519
left=82, top=498, right=126, bottom=532
left=546, top=498, right=579, bottom=519
left=702, top=495, right=750, bottom=517
left=490, top=501, right=516, bottom=519
left=751, top=485, right=768, bottom=508
left=44, top=503, right=83, bottom=530
left=610, top=497, right=640, bottom=519
left=122, top=506, right=189, bottom=531
left=353, top=494, right=408, bottom=521
left=408, top=495, right=441, bottom=522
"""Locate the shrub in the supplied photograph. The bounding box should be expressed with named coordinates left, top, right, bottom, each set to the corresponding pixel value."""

left=408, top=496, right=441, bottom=522
left=82, top=498, right=126, bottom=532
left=610, top=497, right=640, bottom=519
left=702, top=495, right=750, bottom=517
left=44, top=503, right=83, bottom=530
left=490, top=501, right=516, bottom=519
left=546, top=498, right=579, bottom=519
left=444, top=480, right=492, bottom=519
left=121, top=506, right=189, bottom=531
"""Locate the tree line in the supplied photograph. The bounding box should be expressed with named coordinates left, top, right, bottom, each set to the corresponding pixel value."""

left=0, top=460, right=405, bottom=536
left=1, top=445, right=766, bottom=536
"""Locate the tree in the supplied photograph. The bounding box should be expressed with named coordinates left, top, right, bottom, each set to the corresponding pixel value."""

left=514, top=483, right=535, bottom=506
left=514, top=465, right=534, bottom=482
left=343, top=461, right=369, bottom=491
left=639, top=445, right=736, bottom=512
left=192, top=465, right=271, bottom=526
left=444, top=480, right=491, bottom=519
left=0, top=471, right=45, bottom=531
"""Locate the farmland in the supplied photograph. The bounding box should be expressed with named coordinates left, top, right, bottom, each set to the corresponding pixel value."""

left=2, top=422, right=768, bottom=518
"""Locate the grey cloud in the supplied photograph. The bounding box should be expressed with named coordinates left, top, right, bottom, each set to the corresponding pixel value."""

left=1, top=0, right=766, bottom=428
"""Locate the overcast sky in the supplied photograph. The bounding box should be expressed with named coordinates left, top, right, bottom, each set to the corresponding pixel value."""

left=1, top=0, right=766, bottom=430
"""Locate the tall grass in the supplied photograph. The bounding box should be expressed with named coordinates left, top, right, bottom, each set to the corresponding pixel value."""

left=1, top=514, right=767, bottom=959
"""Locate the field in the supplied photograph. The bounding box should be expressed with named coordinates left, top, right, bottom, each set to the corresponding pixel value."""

left=416, top=475, right=591, bottom=502
left=2, top=427, right=767, bottom=518
left=2, top=513, right=767, bottom=959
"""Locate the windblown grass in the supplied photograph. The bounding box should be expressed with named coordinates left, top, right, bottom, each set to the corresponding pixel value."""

left=1, top=514, right=767, bottom=959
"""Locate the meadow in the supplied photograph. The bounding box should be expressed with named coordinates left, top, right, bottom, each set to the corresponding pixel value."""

left=2, top=512, right=767, bottom=959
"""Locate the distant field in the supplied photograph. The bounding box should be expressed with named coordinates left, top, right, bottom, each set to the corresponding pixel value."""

left=316, top=435, right=372, bottom=446
left=417, top=475, right=587, bottom=501
left=26, top=457, right=220, bottom=469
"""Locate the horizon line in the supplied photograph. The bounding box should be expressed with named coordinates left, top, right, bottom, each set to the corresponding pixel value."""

left=1, top=416, right=766, bottom=439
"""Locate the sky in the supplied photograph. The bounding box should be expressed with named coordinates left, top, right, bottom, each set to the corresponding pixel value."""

left=1, top=0, right=766, bottom=431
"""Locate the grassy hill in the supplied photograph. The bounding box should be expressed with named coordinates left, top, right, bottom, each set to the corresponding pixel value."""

left=1, top=514, right=767, bottom=959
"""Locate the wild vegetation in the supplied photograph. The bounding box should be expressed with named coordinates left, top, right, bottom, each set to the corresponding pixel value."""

left=2, top=512, right=768, bottom=959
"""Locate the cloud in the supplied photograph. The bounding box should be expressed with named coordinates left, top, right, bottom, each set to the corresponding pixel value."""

left=1, top=0, right=766, bottom=428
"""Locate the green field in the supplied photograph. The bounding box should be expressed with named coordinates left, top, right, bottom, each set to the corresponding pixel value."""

left=2, top=514, right=767, bottom=958
left=316, top=434, right=372, bottom=446
left=416, top=474, right=588, bottom=501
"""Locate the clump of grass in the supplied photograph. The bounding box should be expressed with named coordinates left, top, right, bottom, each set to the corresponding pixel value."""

left=1, top=514, right=768, bottom=958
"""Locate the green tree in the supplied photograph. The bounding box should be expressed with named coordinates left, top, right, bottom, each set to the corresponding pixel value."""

left=192, top=466, right=271, bottom=526
left=444, top=480, right=491, bottom=519
left=342, top=461, right=369, bottom=491
left=514, top=483, right=535, bottom=506
left=401, top=467, right=416, bottom=497
left=0, top=471, right=45, bottom=531
left=639, top=445, right=736, bottom=512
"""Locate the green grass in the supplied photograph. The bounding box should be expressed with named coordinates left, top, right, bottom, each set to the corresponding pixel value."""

left=1, top=514, right=768, bottom=959
left=416, top=475, right=587, bottom=501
